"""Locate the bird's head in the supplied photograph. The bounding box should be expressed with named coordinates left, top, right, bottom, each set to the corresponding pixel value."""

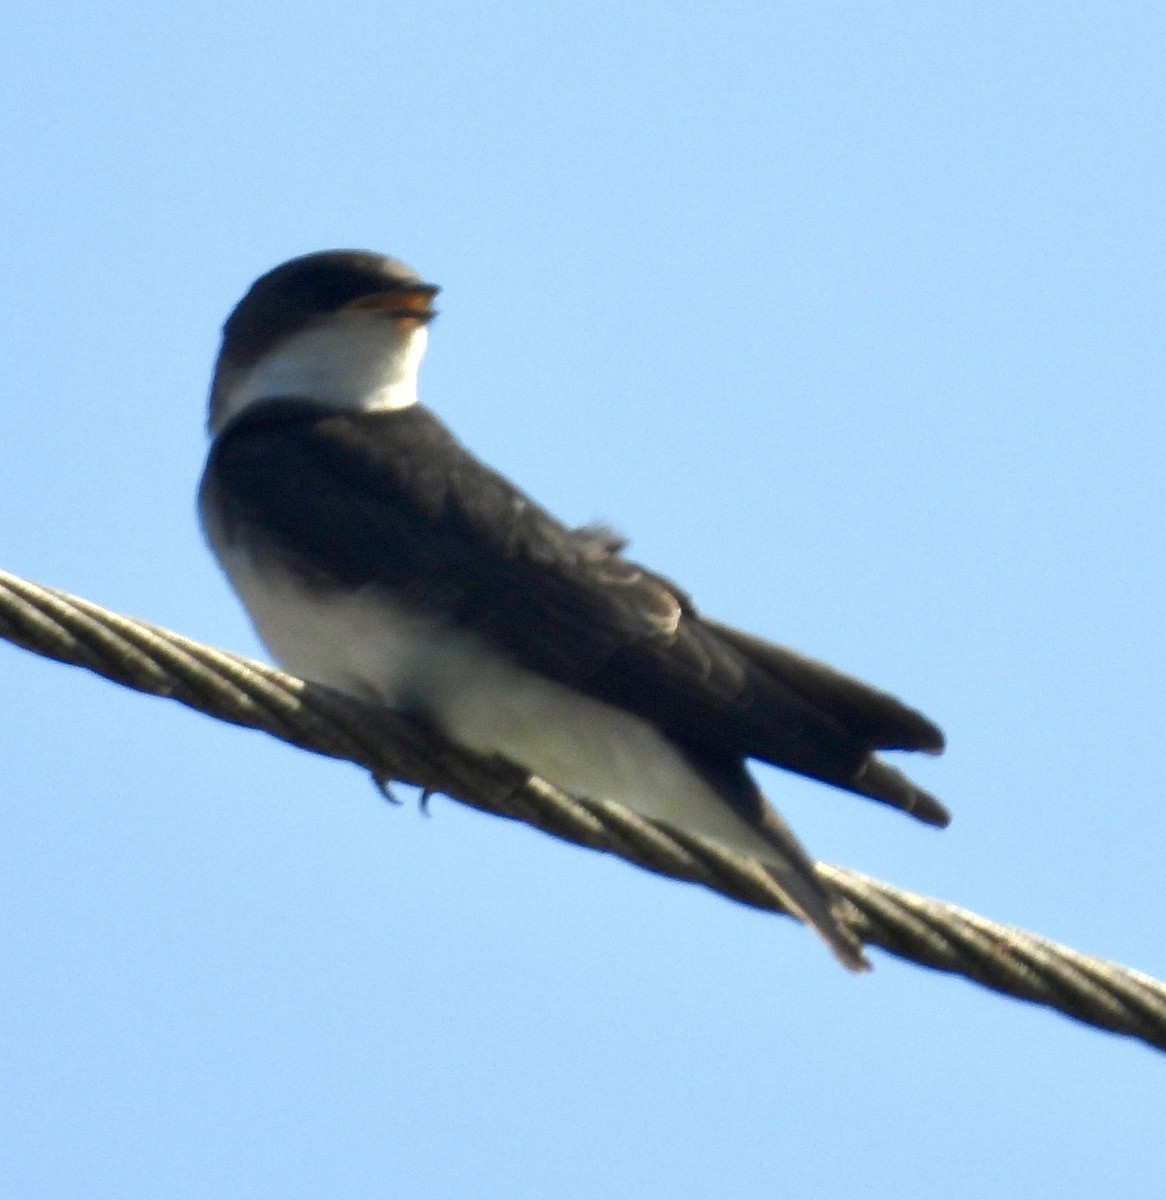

left=209, top=250, right=440, bottom=433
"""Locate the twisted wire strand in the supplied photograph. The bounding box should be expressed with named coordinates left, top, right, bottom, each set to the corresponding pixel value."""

left=2, top=567, right=1164, bottom=1053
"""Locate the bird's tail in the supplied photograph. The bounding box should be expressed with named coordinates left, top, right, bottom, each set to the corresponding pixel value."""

left=753, top=803, right=870, bottom=973
left=683, top=750, right=869, bottom=971
left=851, top=754, right=949, bottom=827
left=703, top=619, right=950, bottom=828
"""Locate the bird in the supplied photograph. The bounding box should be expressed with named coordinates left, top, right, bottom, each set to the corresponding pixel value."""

left=199, top=249, right=947, bottom=971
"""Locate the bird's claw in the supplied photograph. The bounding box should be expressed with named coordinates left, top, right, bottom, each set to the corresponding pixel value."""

left=374, top=776, right=403, bottom=805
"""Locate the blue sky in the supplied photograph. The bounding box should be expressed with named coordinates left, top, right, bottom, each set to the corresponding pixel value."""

left=2, top=2, right=1164, bottom=1196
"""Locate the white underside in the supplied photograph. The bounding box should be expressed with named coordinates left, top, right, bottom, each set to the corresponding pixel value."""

left=215, top=542, right=783, bottom=865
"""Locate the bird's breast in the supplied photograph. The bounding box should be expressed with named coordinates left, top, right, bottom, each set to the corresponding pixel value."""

left=207, top=538, right=781, bottom=863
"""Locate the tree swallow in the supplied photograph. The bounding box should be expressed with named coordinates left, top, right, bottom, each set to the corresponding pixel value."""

left=199, top=250, right=947, bottom=971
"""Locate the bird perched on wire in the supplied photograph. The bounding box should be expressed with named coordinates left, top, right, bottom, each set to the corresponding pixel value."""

left=199, top=250, right=947, bottom=971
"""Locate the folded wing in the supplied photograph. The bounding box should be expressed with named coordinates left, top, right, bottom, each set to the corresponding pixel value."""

left=207, top=400, right=947, bottom=828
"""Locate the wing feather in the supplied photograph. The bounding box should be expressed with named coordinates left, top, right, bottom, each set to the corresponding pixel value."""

left=206, top=400, right=945, bottom=823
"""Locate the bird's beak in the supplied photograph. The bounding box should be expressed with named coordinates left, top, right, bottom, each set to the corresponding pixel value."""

left=342, top=285, right=440, bottom=325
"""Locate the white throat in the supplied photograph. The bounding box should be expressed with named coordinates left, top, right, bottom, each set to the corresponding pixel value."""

left=210, top=313, right=427, bottom=433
